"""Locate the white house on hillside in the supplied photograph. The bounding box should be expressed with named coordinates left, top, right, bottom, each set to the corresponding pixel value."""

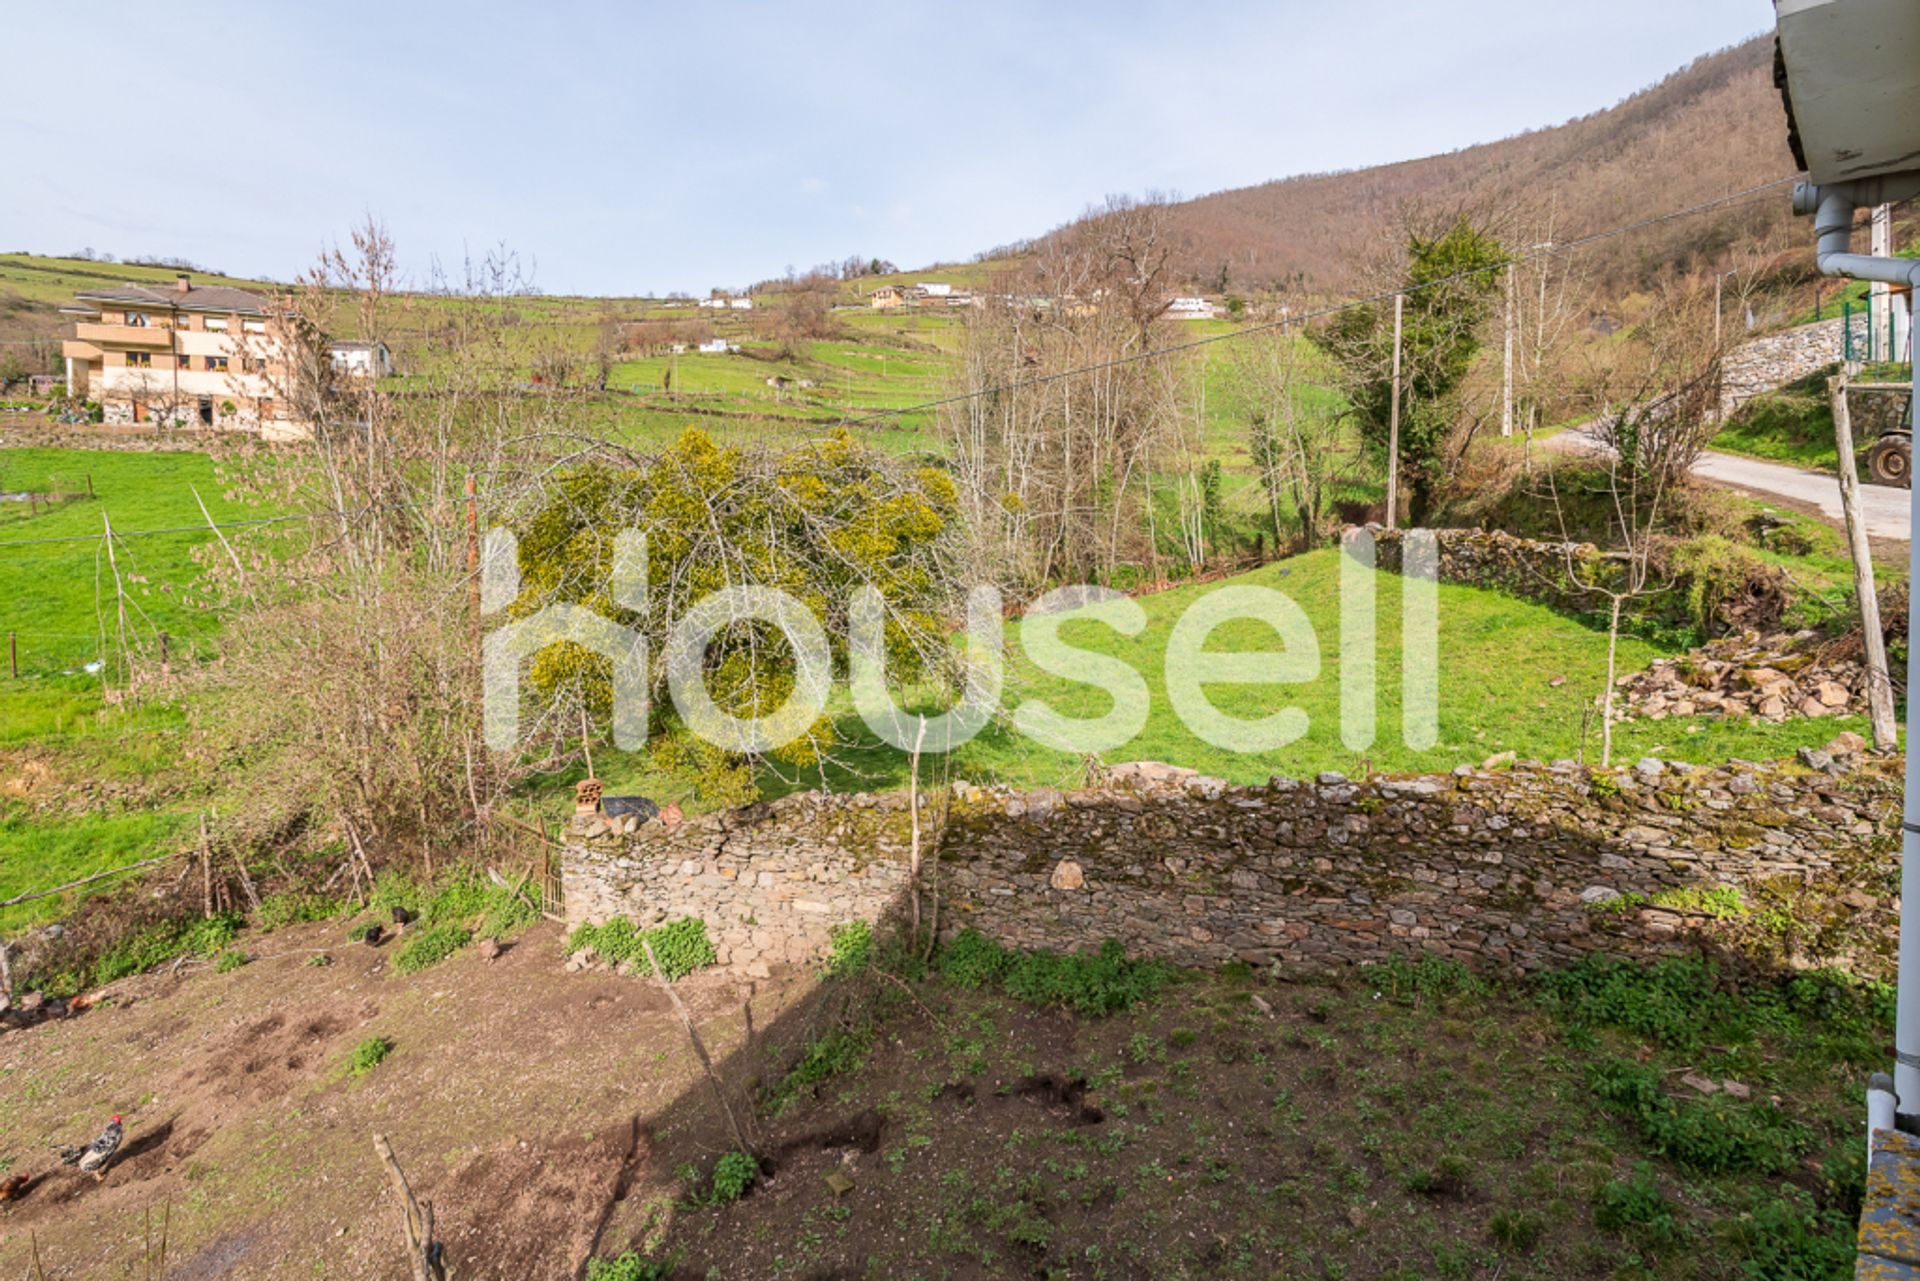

left=1167, top=297, right=1217, bottom=320
left=328, top=339, right=394, bottom=379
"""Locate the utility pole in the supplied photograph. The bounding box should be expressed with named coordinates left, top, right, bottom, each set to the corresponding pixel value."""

left=1714, top=272, right=1724, bottom=349
left=1501, top=261, right=1515, bottom=437
left=1873, top=203, right=1892, bottom=362
left=1385, top=293, right=1403, bottom=530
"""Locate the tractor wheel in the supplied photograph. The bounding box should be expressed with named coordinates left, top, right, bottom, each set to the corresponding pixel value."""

left=1868, top=434, right=1912, bottom=488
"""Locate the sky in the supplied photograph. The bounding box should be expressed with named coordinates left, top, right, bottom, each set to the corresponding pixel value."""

left=0, top=1, right=1774, bottom=297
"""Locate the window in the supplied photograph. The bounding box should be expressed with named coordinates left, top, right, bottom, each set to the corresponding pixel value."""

left=204, top=316, right=228, bottom=332
left=258, top=397, right=274, bottom=418
left=175, top=355, right=193, bottom=371
left=207, top=356, right=229, bottom=373
left=241, top=319, right=265, bottom=334
left=125, top=311, right=150, bottom=328
left=241, top=357, right=264, bottom=373
left=174, top=314, right=194, bottom=332
left=126, top=351, right=153, bottom=368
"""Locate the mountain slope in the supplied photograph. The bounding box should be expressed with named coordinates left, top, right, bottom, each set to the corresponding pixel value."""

left=1065, top=37, right=1799, bottom=297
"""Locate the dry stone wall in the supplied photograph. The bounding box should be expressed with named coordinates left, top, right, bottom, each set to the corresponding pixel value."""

left=564, top=754, right=1899, bottom=980
left=1722, top=314, right=1868, bottom=414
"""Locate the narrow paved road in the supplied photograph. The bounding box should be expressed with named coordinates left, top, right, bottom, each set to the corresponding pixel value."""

left=1691, top=450, right=1911, bottom=540
left=1549, top=426, right=1911, bottom=541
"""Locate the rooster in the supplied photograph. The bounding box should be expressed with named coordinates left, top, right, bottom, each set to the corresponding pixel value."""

left=57, top=1115, right=123, bottom=1181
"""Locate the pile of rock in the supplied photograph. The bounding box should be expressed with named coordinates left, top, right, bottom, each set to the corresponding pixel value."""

left=1618, top=631, right=1867, bottom=723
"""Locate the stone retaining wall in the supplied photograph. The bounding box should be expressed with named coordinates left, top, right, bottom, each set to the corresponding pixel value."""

left=563, top=791, right=937, bottom=977
left=564, top=755, right=1899, bottom=979
left=1722, top=314, right=1868, bottom=414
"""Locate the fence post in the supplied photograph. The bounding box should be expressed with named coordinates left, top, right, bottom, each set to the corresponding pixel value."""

left=7, top=631, right=14, bottom=679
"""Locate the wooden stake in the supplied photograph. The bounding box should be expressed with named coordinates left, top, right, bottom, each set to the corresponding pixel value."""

left=465, top=470, right=480, bottom=652
left=908, top=716, right=926, bottom=938
left=1831, top=374, right=1899, bottom=750
left=580, top=704, right=595, bottom=782
left=199, top=813, right=213, bottom=920
left=8, top=630, right=15, bottom=679
left=640, top=935, right=753, bottom=1157
left=1386, top=292, right=1404, bottom=530
left=372, top=1134, right=447, bottom=1281
left=230, top=845, right=262, bottom=914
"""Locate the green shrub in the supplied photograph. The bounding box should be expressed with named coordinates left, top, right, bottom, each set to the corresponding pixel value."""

left=213, top=949, right=249, bottom=973
left=1716, top=1186, right=1856, bottom=1281
left=256, top=892, right=343, bottom=931
left=392, top=923, right=471, bottom=974
left=707, top=1150, right=758, bottom=1204
left=1595, top=1163, right=1684, bottom=1248
left=585, top=1254, right=672, bottom=1281
left=935, top=928, right=1010, bottom=989
left=348, top=1036, right=392, bottom=1076
left=567, top=916, right=716, bottom=980
left=90, top=911, right=244, bottom=987
left=1365, top=952, right=1487, bottom=1002
left=1588, top=1060, right=1809, bottom=1175
left=1536, top=955, right=1726, bottom=1052
left=764, top=1027, right=874, bottom=1114
left=935, top=930, right=1175, bottom=1016
left=826, top=920, right=873, bottom=978
left=1669, top=534, right=1788, bottom=637
left=1488, top=1208, right=1544, bottom=1253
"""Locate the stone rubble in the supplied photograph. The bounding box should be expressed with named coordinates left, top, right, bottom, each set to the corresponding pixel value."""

left=1617, top=630, right=1873, bottom=724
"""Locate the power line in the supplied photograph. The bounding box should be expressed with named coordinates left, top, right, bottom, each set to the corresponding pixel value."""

left=833, top=176, right=1802, bottom=430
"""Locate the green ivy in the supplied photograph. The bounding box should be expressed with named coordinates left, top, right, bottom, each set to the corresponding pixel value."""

left=568, top=916, right=717, bottom=980
left=934, top=930, right=1176, bottom=1016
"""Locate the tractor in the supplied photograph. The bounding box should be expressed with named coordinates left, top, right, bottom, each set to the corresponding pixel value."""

left=1856, top=381, right=1915, bottom=487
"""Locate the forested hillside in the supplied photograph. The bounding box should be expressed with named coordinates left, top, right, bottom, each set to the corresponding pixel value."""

left=1050, top=37, right=1799, bottom=297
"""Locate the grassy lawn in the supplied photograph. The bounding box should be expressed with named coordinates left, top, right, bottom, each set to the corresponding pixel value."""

left=564, top=550, right=1872, bottom=811
left=0, top=447, right=259, bottom=929
left=0, top=446, right=256, bottom=674
left=1711, top=375, right=1847, bottom=472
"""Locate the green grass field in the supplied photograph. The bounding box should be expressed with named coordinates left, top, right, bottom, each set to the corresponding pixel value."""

left=0, top=447, right=256, bottom=673
left=560, top=549, right=1872, bottom=811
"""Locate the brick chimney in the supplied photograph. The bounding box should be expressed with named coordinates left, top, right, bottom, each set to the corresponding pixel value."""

left=174, top=272, right=191, bottom=294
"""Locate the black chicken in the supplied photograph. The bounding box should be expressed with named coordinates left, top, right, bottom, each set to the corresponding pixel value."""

left=57, top=1115, right=123, bottom=1182
left=390, top=906, right=415, bottom=927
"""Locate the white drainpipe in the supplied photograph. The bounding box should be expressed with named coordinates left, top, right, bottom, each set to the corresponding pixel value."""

left=1797, top=175, right=1920, bottom=1147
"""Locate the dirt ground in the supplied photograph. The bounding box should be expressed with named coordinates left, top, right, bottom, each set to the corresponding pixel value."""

left=0, top=919, right=1869, bottom=1281
left=0, top=919, right=798, bottom=1281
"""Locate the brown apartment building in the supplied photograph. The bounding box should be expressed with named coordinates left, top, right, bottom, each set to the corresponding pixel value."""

left=60, top=273, right=315, bottom=440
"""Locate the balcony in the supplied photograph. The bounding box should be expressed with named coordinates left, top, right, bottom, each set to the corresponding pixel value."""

left=73, top=322, right=173, bottom=349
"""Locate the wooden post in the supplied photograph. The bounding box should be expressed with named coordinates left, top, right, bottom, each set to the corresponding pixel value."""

left=907, top=717, right=926, bottom=938
left=1385, top=292, right=1404, bottom=531
left=8, top=631, right=15, bottom=679
left=85, top=472, right=94, bottom=499
left=1501, top=262, right=1515, bottom=437
left=1830, top=374, right=1899, bottom=750
left=199, top=813, right=213, bottom=920
left=371, top=1134, right=447, bottom=1281
left=465, top=470, right=480, bottom=647
left=640, top=936, right=753, bottom=1157
left=1, top=940, right=13, bottom=1006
